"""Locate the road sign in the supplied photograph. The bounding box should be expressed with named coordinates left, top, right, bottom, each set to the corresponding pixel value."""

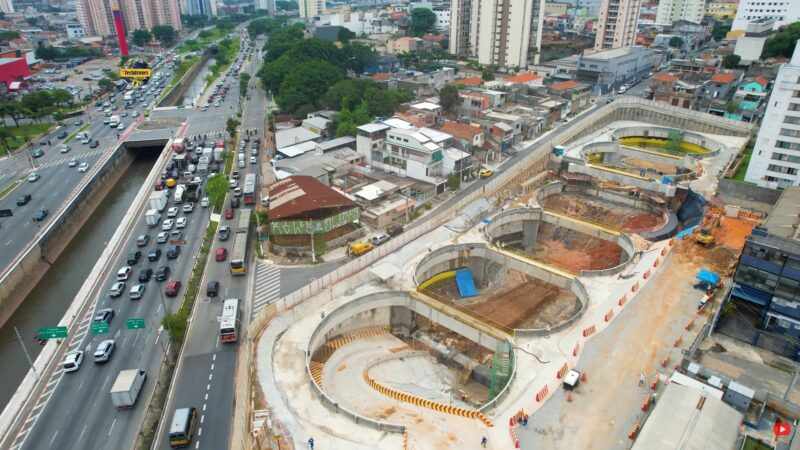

left=126, top=318, right=145, bottom=330
left=37, top=326, right=67, bottom=339
left=774, top=420, right=792, bottom=437
left=90, top=322, right=109, bottom=334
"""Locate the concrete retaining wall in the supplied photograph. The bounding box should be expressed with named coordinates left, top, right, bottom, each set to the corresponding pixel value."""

left=158, top=53, right=212, bottom=107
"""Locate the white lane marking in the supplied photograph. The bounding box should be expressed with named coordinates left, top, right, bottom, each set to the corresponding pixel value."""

left=202, top=403, right=206, bottom=412
left=5, top=239, right=12, bottom=246
left=49, top=431, right=59, bottom=447
left=210, top=363, right=214, bottom=371
left=200, top=415, right=205, bottom=424
left=195, top=441, right=200, bottom=449
left=208, top=373, right=212, bottom=381
left=204, top=393, right=208, bottom=401
left=206, top=383, right=210, bottom=391
left=114, top=328, right=121, bottom=339
left=198, top=427, right=202, bottom=437
left=108, top=418, right=117, bottom=436
left=212, top=354, right=216, bottom=361
left=78, top=377, right=85, bottom=391
left=78, top=424, right=89, bottom=443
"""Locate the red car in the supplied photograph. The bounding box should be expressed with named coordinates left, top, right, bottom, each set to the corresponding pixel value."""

left=224, top=208, right=234, bottom=220
left=165, top=280, right=182, bottom=297
left=154, top=180, right=164, bottom=191
left=215, top=247, right=228, bottom=262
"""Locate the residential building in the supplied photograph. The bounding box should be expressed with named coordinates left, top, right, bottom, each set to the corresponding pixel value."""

left=726, top=76, right=769, bottom=122
left=577, top=46, right=656, bottom=94
left=545, top=1, right=569, bottom=16
left=299, top=0, right=325, bottom=18
left=256, top=0, right=275, bottom=15
left=594, top=0, right=641, bottom=51
left=732, top=0, right=800, bottom=32
left=0, top=0, right=14, bottom=13
left=745, top=41, right=800, bottom=188
left=76, top=0, right=114, bottom=37
left=728, top=188, right=800, bottom=342
left=65, top=23, right=85, bottom=39
left=185, top=0, right=218, bottom=16
left=434, top=6, right=450, bottom=30
left=440, top=121, right=484, bottom=152
left=449, top=0, right=545, bottom=69
left=548, top=80, right=592, bottom=115
left=78, top=0, right=181, bottom=37
left=655, top=0, right=705, bottom=26
left=705, top=0, right=737, bottom=20
left=733, top=19, right=774, bottom=65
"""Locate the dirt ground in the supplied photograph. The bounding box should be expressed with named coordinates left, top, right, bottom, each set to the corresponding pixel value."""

left=621, top=156, right=679, bottom=175
left=423, top=271, right=578, bottom=330
left=517, top=252, right=707, bottom=450
left=528, top=223, right=624, bottom=274
left=541, top=193, right=665, bottom=234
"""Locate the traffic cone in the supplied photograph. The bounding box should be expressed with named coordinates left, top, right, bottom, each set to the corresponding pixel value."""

left=567, top=392, right=573, bottom=402
left=580, top=372, right=588, bottom=383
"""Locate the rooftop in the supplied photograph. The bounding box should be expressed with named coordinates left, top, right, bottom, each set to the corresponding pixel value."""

left=711, top=72, right=737, bottom=84
left=583, top=46, right=639, bottom=61
left=276, top=140, right=318, bottom=158
left=763, top=187, right=800, bottom=240
left=357, top=123, right=391, bottom=133
left=302, top=116, right=330, bottom=130
left=453, top=76, right=482, bottom=87
left=653, top=72, right=679, bottom=82
left=410, top=101, right=441, bottom=111
left=268, top=176, right=355, bottom=220
left=549, top=80, right=581, bottom=91
left=504, top=71, right=542, bottom=84
left=275, top=126, right=320, bottom=150
left=440, top=121, right=483, bottom=140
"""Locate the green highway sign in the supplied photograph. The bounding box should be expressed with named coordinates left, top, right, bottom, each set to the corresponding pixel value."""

left=126, top=318, right=145, bottom=330
left=37, top=327, right=67, bottom=339
left=90, top=322, right=109, bottom=334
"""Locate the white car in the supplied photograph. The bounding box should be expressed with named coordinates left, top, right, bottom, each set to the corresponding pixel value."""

left=116, top=266, right=132, bottom=281
left=78, top=162, right=89, bottom=172
left=62, top=351, right=84, bottom=373
left=233, top=187, right=242, bottom=197
left=117, top=122, right=125, bottom=130
left=182, top=203, right=194, bottom=213
left=68, top=159, right=78, bottom=168
left=200, top=197, right=209, bottom=208
left=59, top=145, right=71, bottom=154
left=250, top=156, right=256, bottom=165
left=162, top=218, right=175, bottom=231
left=27, top=172, right=40, bottom=183
left=156, top=231, right=169, bottom=244
left=129, top=284, right=146, bottom=300
left=166, top=206, right=179, bottom=218
left=229, top=179, right=238, bottom=188
left=93, top=340, right=115, bottom=363
left=176, top=217, right=187, bottom=229
left=109, top=281, right=126, bottom=298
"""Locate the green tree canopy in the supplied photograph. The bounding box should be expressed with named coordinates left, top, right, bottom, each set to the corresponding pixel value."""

left=722, top=54, right=741, bottom=68
left=321, top=79, right=411, bottom=116
left=226, top=117, right=240, bottom=139
left=276, top=0, right=298, bottom=10
left=439, top=84, right=460, bottom=113
left=0, top=30, right=20, bottom=43
left=276, top=60, right=344, bottom=114
left=335, top=100, right=371, bottom=137
left=263, top=23, right=306, bottom=63
left=206, top=173, right=229, bottom=212
left=712, top=21, right=731, bottom=41
left=338, top=27, right=356, bottom=43
left=410, top=8, right=437, bottom=36
left=132, top=29, right=152, bottom=47
left=762, top=22, right=800, bottom=59
left=151, top=25, right=178, bottom=47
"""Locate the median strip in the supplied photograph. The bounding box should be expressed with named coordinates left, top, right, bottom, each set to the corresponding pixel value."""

left=64, top=123, right=90, bottom=144
left=0, top=179, right=22, bottom=201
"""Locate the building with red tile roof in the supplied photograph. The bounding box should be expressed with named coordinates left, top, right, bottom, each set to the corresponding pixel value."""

left=549, top=80, right=580, bottom=91
left=453, top=76, right=483, bottom=87
left=503, top=71, right=543, bottom=86
left=652, top=72, right=679, bottom=83
left=371, top=72, right=392, bottom=81
left=440, top=121, right=484, bottom=150
left=711, top=72, right=737, bottom=84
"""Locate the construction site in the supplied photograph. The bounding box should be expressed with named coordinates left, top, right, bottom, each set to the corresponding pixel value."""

left=248, top=98, right=755, bottom=450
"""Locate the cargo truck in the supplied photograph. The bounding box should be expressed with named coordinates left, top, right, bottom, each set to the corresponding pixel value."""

left=172, top=138, right=185, bottom=154
left=174, top=184, right=186, bottom=203
left=145, top=209, right=161, bottom=227
left=110, top=369, right=147, bottom=408
left=109, top=115, right=120, bottom=128
left=213, top=147, right=224, bottom=162
left=148, top=190, right=168, bottom=212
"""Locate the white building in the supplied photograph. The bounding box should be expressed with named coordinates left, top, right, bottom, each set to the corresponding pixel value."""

left=314, top=10, right=398, bottom=34
left=594, top=0, right=641, bottom=51
left=299, top=0, right=325, bottom=18
left=434, top=7, right=450, bottom=31
left=745, top=41, right=800, bottom=189
left=0, top=0, right=13, bottom=14
left=655, top=0, right=705, bottom=25
left=449, top=0, right=545, bottom=69
left=65, top=23, right=85, bottom=39
left=732, top=0, right=800, bottom=31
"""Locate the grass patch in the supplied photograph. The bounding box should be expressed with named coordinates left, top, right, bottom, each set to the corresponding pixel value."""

left=732, top=143, right=754, bottom=181
left=178, top=27, right=228, bottom=54
left=64, top=123, right=90, bottom=144
left=0, top=179, right=22, bottom=201
left=162, top=221, right=218, bottom=344
left=0, top=123, right=52, bottom=155
left=743, top=436, right=773, bottom=450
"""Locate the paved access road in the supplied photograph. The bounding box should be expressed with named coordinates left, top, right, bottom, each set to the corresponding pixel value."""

left=0, top=68, right=173, bottom=274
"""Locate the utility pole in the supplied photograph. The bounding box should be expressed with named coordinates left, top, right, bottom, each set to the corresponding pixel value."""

left=310, top=219, right=316, bottom=264
left=15, top=326, right=38, bottom=380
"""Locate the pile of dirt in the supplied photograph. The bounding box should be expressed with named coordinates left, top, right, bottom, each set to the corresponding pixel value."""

left=532, top=223, right=624, bottom=273
left=714, top=216, right=757, bottom=250
left=622, top=213, right=662, bottom=233
left=673, top=239, right=738, bottom=275
left=542, top=193, right=665, bottom=233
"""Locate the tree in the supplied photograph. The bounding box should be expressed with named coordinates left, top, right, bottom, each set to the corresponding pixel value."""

left=668, top=36, right=684, bottom=48
left=722, top=54, right=741, bottom=68
left=50, top=89, right=73, bottom=107
left=151, top=25, right=178, bottom=48
left=410, top=8, right=437, bottom=36
left=0, top=30, right=20, bottom=44
left=226, top=117, right=240, bottom=139
left=447, top=173, right=461, bottom=191
left=277, top=60, right=344, bottom=114
left=0, top=128, right=13, bottom=154
left=762, top=22, right=800, bottom=59
left=98, top=78, right=114, bottom=92
left=206, top=173, right=229, bottom=211
left=666, top=130, right=684, bottom=153
left=712, top=21, right=731, bottom=41
left=132, top=29, right=152, bottom=47
left=240, top=73, right=251, bottom=98
left=481, top=67, right=495, bottom=81
left=439, top=84, right=459, bottom=113
left=335, top=100, right=371, bottom=137
left=338, top=27, right=356, bottom=43
left=725, top=100, right=740, bottom=114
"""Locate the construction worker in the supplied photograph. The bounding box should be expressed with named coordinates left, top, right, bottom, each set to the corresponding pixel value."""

left=308, top=437, right=314, bottom=449
left=481, top=436, right=488, bottom=448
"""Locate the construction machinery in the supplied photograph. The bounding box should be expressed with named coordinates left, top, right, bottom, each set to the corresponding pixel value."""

left=695, top=228, right=715, bottom=246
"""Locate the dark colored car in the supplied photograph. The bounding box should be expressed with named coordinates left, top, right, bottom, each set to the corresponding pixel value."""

left=89, top=140, right=99, bottom=148
left=387, top=224, right=404, bottom=237
left=230, top=197, right=240, bottom=208
left=93, top=308, right=114, bottom=324
left=33, top=209, right=48, bottom=222
left=126, top=251, right=141, bottom=265
left=136, top=234, right=150, bottom=247
left=138, top=268, right=153, bottom=282
left=57, top=130, right=68, bottom=139
left=155, top=265, right=170, bottom=281
left=147, top=248, right=161, bottom=262
left=165, top=280, right=181, bottom=297
left=206, top=281, right=219, bottom=297
left=31, top=149, right=44, bottom=158
left=16, top=194, right=31, bottom=206
left=166, top=245, right=181, bottom=259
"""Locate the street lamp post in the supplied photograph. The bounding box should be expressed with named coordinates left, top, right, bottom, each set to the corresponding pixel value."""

left=14, top=326, right=39, bottom=380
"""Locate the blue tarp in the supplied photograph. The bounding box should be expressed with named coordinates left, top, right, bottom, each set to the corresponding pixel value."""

left=455, top=268, right=478, bottom=298
left=696, top=269, right=720, bottom=285
left=676, top=225, right=697, bottom=239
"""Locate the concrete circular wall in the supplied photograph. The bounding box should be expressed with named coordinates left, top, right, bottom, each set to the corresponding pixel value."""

left=610, top=125, right=725, bottom=157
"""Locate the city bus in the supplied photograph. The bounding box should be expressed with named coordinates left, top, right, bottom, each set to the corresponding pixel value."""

left=230, top=209, right=251, bottom=275
left=219, top=298, right=240, bottom=343
left=242, top=173, right=256, bottom=205
left=168, top=407, right=198, bottom=448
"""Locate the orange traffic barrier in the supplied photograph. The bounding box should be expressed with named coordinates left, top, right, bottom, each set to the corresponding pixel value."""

left=572, top=343, right=580, bottom=357
left=618, top=295, right=627, bottom=306
left=629, top=423, right=641, bottom=440
left=557, top=363, right=569, bottom=379
left=509, top=417, right=515, bottom=427
left=685, top=319, right=694, bottom=331
left=566, top=391, right=573, bottom=402
left=660, top=248, right=667, bottom=256
left=580, top=372, right=588, bottom=383
left=641, top=395, right=652, bottom=411
left=604, top=309, right=614, bottom=322
left=631, top=282, right=639, bottom=293
left=650, top=378, right=659, bottom=391
left=643, top=270, right=651, bottom=279
left=535, top=385, right=550, bottom=402
left=660, top=356, right=670, bottom=368
left=674, top=336, right=683, bottom=347
left=582, top=325, right=596, bottom=337
left=653, top=258, right=660, bottom=267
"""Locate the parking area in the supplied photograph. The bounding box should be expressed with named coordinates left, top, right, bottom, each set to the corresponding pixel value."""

left=33, top=57, right=121, bottom=99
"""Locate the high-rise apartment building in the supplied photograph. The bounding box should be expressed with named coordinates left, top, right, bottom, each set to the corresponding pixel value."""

left=732, top=0, right=800, bottom=32
left=299, top=0, right=324, bottom=18
left=705, top=0, right=737, bottom=20
left=185, top=0, right=218, bottom=17
left=449, top=0, right=545, bottom=69
left=745, top=41, right=800, bottom=189
left=0, top=0, right=14, bottom=14
left=655, top=0, right=705, bottom=25
left=594, top=0, right=641, bottom=51
left=77, top=0, right=181, bottom=38
left=256, top=0, right=275, bottom=15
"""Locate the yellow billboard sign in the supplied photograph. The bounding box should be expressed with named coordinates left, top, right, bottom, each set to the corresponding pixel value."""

left=119, top=68, right=152, bottom=79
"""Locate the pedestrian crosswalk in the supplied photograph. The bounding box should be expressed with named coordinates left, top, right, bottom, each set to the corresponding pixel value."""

left=34, top=149, right=104, bottom=171
left=252, top=261, right=280, bottom=318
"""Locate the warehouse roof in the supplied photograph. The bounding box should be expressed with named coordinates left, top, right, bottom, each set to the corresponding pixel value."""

left=268, top=176, right=354, bottom=220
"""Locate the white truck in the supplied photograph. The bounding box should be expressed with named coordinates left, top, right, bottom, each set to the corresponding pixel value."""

left=213, top=147, right=224, bottom=162
left=109, top=115, right=120, bottom=128
left=123, top=91, right=133, bottom=102
left=145, top=209, right=161, bottom=227
left=148, top=190, right=168, bottom=212
left=174, top=184, right=186, bottom=203
left=110, top=369, right=147, bottom=408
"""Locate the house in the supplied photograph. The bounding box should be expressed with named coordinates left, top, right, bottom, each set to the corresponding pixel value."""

left=489, top=122, right=515, bottom=153
left=275, top=127, right=321, bottom=151
left=442, top=147, right=474, bottom=182
left=548, top=80, right=592, bottom=115
left=302, top=116, right=331, bottom=137
left=650, top=72, right=700, bottom=109
left=439, top=121, right=485, bottom=152
left=503, top=71, right=544, bottom=88
left=452, top=76, right=483, bottom=87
